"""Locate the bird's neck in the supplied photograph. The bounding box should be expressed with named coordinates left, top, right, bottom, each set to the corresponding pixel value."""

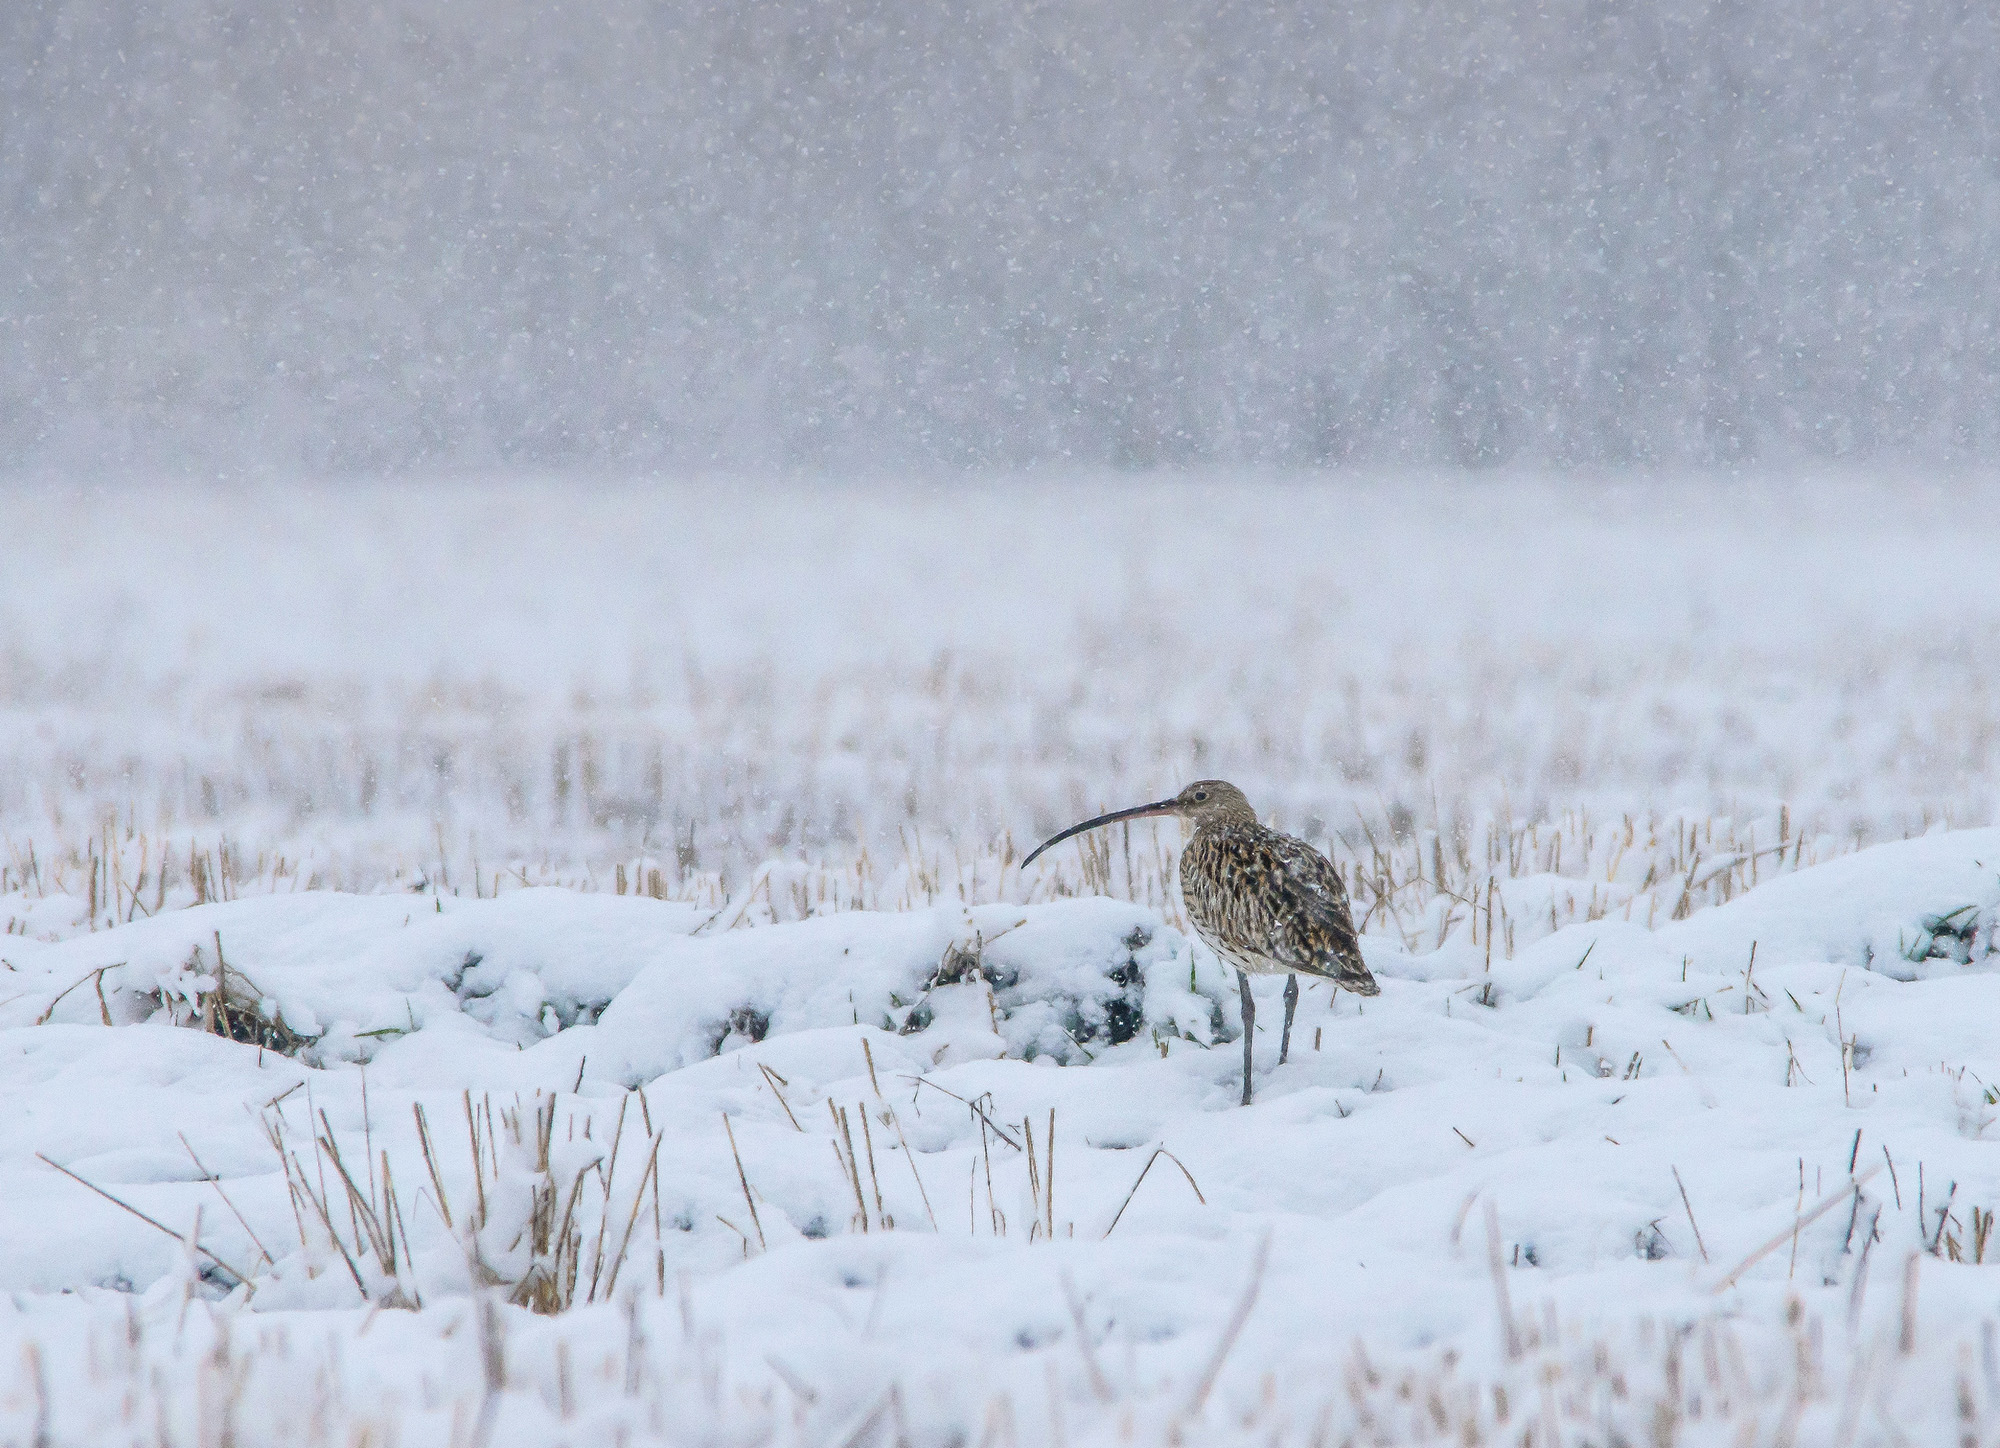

left=1192, top=809, right=1257, bottom=834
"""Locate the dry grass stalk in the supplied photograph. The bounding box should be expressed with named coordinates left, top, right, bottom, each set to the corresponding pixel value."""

left=1485, top=1199, right=1520, bottom=1359
left=1713, top=1167, right=1883, bottom=1294
left=887, top=1106, right=938, bottom=1231
left=35, top=962, right=120, bottom=1025
left=178, top=1131, right=276, bottom=1268
left=258, top=1087, right=666, bottom=1315
left=858, top=1109, right=887, bottom=1228
left=35, top=1152, right=253, bottom=1289
left=1672, top=1165, right=1711, bottom=1264
left=828, top=1101, right=872, bottom=1233
left=1182, top=1231, right=1270, bottom=1418
left=758, top=1062, right=803, bottom=1130
left=1101, top=1147, right=1206, bottom=1238
left=722, top=1113, right=767, bottom=1252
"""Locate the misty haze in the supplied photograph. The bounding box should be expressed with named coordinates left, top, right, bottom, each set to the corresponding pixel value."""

left=9, top=0, right=1997, bottom=473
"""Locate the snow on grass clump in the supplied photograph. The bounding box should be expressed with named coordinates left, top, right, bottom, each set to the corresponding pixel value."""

left=1, top=892, right=1225, bottom=1073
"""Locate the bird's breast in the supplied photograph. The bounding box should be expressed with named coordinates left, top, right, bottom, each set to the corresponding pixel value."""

left=1181, top=831, right=1288, bottom=975
left=1176, top=860, right=1272, bottom=972
left=1190, top=919, right=1287, bottom=977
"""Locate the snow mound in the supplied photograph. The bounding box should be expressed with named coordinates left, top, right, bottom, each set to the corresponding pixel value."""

left=1664, top=827, right=2000, bottom=980
left=1468, top=826, right=2000, bottom=999
left=1, top=891, right=1233, bottom=1078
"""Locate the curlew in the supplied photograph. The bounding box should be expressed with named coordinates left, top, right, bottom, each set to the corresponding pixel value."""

left=1022, top=780, right=1378, bottom=1105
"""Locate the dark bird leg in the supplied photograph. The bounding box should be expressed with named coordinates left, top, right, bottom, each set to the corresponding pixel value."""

left=1280, top=973, right=1299, bottom=1065
left=1237, top=969, right=1255, bottom=1106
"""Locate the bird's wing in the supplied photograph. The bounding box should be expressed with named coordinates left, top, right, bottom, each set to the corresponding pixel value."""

left=1256, top=832, right=1379, bottom=994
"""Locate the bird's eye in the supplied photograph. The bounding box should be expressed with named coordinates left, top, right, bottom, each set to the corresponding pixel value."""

left=1193, top=790, right=1207, bottom=801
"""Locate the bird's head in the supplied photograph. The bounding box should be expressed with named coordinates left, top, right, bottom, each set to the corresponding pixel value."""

left=1020, top=779, right=1257, bottom=869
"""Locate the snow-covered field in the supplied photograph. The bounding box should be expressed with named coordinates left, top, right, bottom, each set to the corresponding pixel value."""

left=5, top=473, right=2000, bottom=1445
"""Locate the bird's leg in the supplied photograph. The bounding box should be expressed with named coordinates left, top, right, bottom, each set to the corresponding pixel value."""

left=1280, top=973, right=1299, bottom=1065
left=1237, top=968, right=1255, bottom=1106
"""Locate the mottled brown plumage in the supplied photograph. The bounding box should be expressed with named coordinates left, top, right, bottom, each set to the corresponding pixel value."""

left=1022, top=779, right=1377, bottom=1104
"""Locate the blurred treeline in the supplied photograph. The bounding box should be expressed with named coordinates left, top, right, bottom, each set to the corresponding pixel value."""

left=5, top=0, right=1998, bottom=473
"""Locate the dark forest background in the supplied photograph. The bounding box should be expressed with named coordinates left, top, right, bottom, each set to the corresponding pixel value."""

left=7, top=0, right=2000, bottom=474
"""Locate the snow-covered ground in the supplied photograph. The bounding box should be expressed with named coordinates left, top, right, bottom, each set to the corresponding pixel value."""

left=5, top=473, right=2000, bottom=902
left=5, top=827, right=2000, bottom=1443
left=5, top=473, right=2000, bottom=1444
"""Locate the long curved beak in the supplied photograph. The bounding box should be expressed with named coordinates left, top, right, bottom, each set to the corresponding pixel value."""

left=1020, top=798, right=1180, bottom=869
